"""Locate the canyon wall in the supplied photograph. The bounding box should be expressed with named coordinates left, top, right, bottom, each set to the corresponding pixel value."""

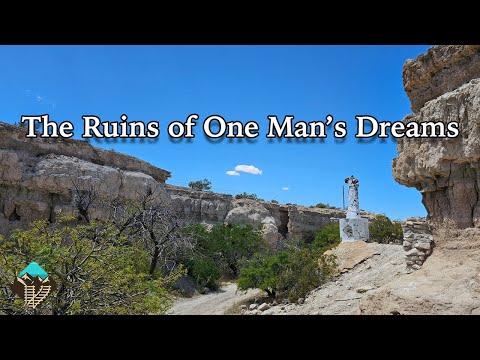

left=0, top=122, right=344, bottom=244
left=361, top=45, right=480, bottom=314
left=166, top=185, right=345, bottom=246
left=0, top=122, right=170, bottom=236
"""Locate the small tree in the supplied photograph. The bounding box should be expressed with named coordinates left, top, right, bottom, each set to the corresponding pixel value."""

left=369, top=215, right=403, bottom=244
left=188, top=179, right=212, bottom=191
left=235, top=192, right=258, bottom=200
left=311, top=223, right=341, bottom=252
left=109, top=185, right=195, bottom=277
left=0, top=218, right=183, bottom=315
left=184, top=223, right=267, bottom=281
left=237, top=249, right=336, bottom=302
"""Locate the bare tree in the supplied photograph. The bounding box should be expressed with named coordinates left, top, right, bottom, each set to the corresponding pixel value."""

left=70, top=176, right=99, bottom=223
left=107, top=184, right=195, bottom=276
left=134, top=185, right=195, bottom=276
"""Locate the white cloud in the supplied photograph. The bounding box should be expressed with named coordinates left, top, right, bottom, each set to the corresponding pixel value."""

left=36, top=95, right=44, bottom=102
left=226, top=170, right=240, bottom=176
left=234, top=165, right=263, bottom=175
left=281, top=187, right=289, bottom=191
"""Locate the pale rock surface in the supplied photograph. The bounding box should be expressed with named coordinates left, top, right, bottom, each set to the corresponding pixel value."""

left=167, top=185, right=346, bottom=247
left=325, top=241, right=381, bottom=273
left=403, top=45, right=480, bottom=112
left=362, top=45, right=480, bottom=314
left=266, top=243, right=405, bottom=315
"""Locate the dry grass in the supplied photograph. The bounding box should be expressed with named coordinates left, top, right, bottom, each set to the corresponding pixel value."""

left=224, top=290, right=264, bottom=315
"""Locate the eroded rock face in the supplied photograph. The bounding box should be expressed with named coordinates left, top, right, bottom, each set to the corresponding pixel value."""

left=0, top=122, right=169, bottom=237
left=361, top=45, right=480, bottom=314
left=0, top=123, right=346, bottom=245
left=403, top=45, right=480, bottom=113
left=393, top=79, right=480, bottom=230
left=166, top=185, right=345, bottom=247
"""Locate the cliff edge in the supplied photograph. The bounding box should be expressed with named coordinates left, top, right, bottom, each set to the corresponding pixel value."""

left=361, top=45, right=480, bottom=314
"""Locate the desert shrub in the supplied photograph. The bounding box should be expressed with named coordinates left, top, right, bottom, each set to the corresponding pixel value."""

left=237, top=248, right=337, bottom=302
left=235, top=192, right=259, bottom=200
left=0, top=218, right=183, bottom=315
left=210, top=224, right=267, bottom=277
left=369, top=215, right=403, bottom=244
left=271, top=200, right=279, bottom=204
left=182, top=223, right=267, bottom=288
left=315, top=202, right=329, bottom=208
left=188, top=179, right=212, bottom=191
left=237, top=251, right=288, bottom=297
left=311, top=223, right=341, bottom=252
left=187, top=256, right=220, bottom=290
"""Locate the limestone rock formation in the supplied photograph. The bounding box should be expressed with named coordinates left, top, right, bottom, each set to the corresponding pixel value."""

left=361, top=45, right=480, bottom=314
left=403, top=45, right=480, bottom=113
left=0, top=123, right=345, bottom=245
left=166, top=185, right=345, bottom=247
left=0, top=122, right=169, bottom=237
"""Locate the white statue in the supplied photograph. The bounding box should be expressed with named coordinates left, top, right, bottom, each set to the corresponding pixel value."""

left=345, top=175, right=360, bottom=219
left=339, top=175, right=369, bottom=242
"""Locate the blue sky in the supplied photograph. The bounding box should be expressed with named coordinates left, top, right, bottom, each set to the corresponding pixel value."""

left=0, top=45, right=431, bottom=220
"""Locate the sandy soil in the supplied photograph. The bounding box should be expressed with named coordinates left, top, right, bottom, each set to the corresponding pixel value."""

left=170, top=283, right=258, bottom=315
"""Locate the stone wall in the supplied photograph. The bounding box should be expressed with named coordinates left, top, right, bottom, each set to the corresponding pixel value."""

left=402, top=217, right=433, bottom=271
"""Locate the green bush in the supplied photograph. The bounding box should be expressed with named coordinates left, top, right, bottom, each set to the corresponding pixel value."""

left=237, top=248, right=337, bottom=302
left=369, top=215, right=403, bottom=244
left=310, top=223, right=341, bottom=252
left=187, top=256, right=220, bottom=290
left=0, top=218, right=183, bottom=315
left=188, top=179, right=212, bottom=191
left=235, top=192, right=259, bottom=200
left=237, top=252, right=288, bottom=297
left=315, top=203, right=329, bottom=208
left=183, top=223, right=267, bottom=288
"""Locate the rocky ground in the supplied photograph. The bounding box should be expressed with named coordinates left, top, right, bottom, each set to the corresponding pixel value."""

left=258, top=243, right=406, bottom=315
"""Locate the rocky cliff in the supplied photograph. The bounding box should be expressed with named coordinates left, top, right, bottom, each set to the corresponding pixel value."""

left=166, top=185, right=345, bottom=247
left=361, top=45, right=480, bottom=314
left=0, top=122, right=344, bottom=244
left=0, top=122, right=170, bottom=236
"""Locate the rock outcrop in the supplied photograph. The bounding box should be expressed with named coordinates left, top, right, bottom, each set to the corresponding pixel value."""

left=0, top=122, right=170, bottom=237
left=361, top=45, right=480, bottom=314
left=166, top=185, right=345, bottom=247
left=0, top=122, right=345, bottom=244
left=403, top=45, right=480, bottom=113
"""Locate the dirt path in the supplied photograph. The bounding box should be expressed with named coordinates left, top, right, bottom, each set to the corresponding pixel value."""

left=170, top=283, right=258, bottom=315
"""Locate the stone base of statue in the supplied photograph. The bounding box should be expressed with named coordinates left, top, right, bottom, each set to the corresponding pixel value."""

left=340, top=218, right=369, bottom=242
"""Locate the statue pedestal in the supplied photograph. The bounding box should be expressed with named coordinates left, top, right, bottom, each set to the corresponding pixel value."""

left=340, top=218, right=369, bottom=242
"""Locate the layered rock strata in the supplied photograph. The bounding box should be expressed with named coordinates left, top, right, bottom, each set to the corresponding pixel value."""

left=361, top=45, right=480, bottom=314
left=166, top=185, right=345, bottom=247
left=0, top=122, right=346, bottom=245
